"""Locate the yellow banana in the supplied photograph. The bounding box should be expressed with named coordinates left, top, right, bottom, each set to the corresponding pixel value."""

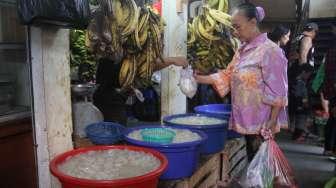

left=208, top=8, right=232, bottom=27
left=196, top=50, right=210, bottom=56
left=112, top=0, right=124, bottom=26
left=119, top=56, right=137, bottom=91
left=205, top=13, right=217, bottom=32
left=223, top=0, right=229, bottom=13
left=138, top=24, right=149, bottom=46
left=217, top=0, right=225, bottom=12
left=122, top=0, right=139, bottom=37
left=207, top=0, right=219, bottom=8
left=197, top=17, right=220, bottom=41
left=139, top=11, right=150, bottom=32
left=134, top=18, right=141, bottom=49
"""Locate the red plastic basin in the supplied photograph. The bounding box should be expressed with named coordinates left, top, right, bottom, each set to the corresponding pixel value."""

left=50, top=145, right=168, bottom=188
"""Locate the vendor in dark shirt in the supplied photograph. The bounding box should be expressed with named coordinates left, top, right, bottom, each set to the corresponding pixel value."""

left=93, top=57, right=187, bottom=125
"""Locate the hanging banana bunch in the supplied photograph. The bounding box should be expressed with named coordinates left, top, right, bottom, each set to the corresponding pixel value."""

left=131, top=6, right=165, bottom=90
left=87, top=0, right=165, bottom=91
left=188, top=0, right=239, bottom=74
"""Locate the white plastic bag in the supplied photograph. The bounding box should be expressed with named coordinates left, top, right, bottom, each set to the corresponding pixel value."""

left=240, top=129, right=297, bottom=188
left=179, top=66, right=197, bottom=98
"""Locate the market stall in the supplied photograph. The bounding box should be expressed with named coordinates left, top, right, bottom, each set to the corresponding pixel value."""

left=13, top=0, right=247, bottom=187
left=47, top=0, right=248, bottom=187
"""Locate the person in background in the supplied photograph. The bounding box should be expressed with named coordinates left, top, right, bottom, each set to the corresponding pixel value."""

left=93, top=57, right=187, bottom=125
left=292, top=64, right=314, bottom=142
left=268, top=25, right=291, bottom=48
left=288, top=23, right=319, bottom=132
left=322, top=24, right=336, bottom=156
left=294, top=22, right=319, bottom=67
left=194, top=3, right=288, bottom=161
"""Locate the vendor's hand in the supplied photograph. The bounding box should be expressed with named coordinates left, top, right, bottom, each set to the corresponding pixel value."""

left=165, top=56, right=188, bottom=67
left=264, top=119, right=277, bottom=131
left=193, top=72, right=213, bottom=85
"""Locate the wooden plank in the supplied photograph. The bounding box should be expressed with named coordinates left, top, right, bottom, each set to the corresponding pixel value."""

left=189, top=154, right=220, bottom=188
left=222, top=138, right=246, bottom=159
left=230, top=157, right=248, bottom=178
left=197, top=170, right=219, bottom=188
left=229, top=147, right=247, bottom=172
left=221, top=153, right=230, bottom=183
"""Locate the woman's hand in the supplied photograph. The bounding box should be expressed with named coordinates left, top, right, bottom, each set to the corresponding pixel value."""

left=263, top=119, right=277, bottom=131
left=193, top=72, right=214, bottom=85
left=154, top=56, right=188, bottom=71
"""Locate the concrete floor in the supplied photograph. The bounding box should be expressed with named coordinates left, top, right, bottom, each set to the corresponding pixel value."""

left=277, top=132, right=335, bottom=188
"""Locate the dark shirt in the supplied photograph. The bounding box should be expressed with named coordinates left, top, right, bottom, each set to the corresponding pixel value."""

left=93, top=58, right=126, bottom=106
left=95, top=58, right=121, bottom=89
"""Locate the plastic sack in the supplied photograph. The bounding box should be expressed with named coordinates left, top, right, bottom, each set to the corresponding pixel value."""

left=240, top=129, right=298, bottom=188
left=17, top=0, right=90, bottom=29
left=179, top=66, right=197, bottom=98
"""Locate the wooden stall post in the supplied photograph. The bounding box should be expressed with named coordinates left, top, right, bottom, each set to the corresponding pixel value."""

left=30, top=26, right=73, bottom=188
left=161, top=0, right=188, bottom=118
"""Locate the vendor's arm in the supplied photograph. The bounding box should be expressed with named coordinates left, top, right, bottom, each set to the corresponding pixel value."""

left=194, top=52, right=238, bottom=97
left=154, top=57, right=188, bottom=71
left=261, top=47, right=288, bottom=129
left=194, top=63, right=234, bottom=97
left=299, top=37, right=312, bottom=64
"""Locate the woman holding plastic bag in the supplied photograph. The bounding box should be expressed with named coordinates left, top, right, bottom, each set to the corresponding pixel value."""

left=194, top=3, right=288, bottom=161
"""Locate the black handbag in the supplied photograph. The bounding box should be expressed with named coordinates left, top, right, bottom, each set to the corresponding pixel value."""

left=17, top=0, right=91, bottom=29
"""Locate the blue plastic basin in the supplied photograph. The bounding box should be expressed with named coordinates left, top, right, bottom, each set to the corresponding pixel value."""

left=194, top=104, right=242, bottom=139
left=85, top=122, right=125, bottom=145
left=194, top=104, right=231, bottom=118
left=123, top=125, right=207, bottom=180
left=163, top=113, right=228, bottom=154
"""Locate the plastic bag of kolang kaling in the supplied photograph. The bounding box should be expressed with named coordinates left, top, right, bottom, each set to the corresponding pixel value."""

left=179, top=66, right=197, bottom=98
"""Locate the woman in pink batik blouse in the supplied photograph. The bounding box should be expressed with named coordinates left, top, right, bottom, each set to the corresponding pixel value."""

left=194, top=3, right=288, bottom=161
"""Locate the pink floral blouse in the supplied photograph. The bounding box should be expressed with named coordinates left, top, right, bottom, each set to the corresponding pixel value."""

left=211, top=33, right=288, bottom=135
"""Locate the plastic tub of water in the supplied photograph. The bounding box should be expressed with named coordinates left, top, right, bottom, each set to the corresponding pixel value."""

left=194, top=104, right=241, bottom=139
left=50, top=145, right=168, bottom=188
left=124, top=125, right=207, bottom=180
left=163, top=113, right=228, bottom=154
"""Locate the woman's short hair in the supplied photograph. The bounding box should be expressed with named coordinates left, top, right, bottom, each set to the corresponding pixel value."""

left=268, top=25, right=290, bottom=43
left=303, top=23, right=319, bottom=32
